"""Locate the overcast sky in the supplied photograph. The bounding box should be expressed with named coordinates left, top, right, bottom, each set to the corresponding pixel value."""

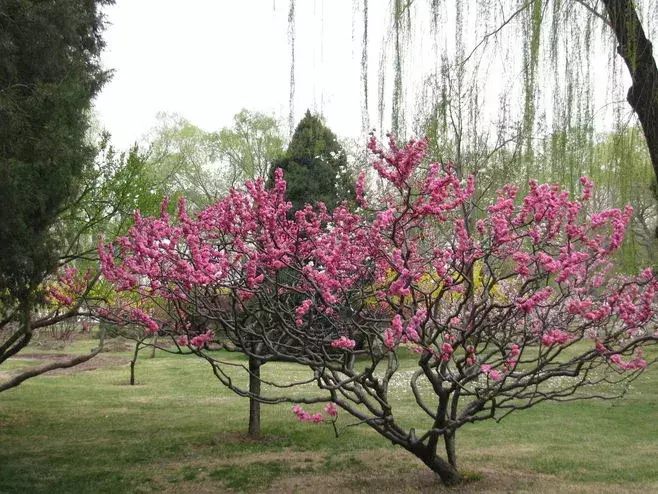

left=93, top=1, right=380, bottom=150
left=93, top=1, right=637, bottom=153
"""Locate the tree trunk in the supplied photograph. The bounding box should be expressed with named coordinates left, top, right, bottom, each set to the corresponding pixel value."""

left=602, top=0, right=658, bottom=197
left=130, top=340, right=141, bottom=386
left=406, top=442, right=461, bottom=486
left=248, top=356, right=261, bottom=438
left=445, top=431, right=457, bottom=468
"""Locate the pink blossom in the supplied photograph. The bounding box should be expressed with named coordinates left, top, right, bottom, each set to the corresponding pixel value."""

left=130, top=308, right=160, bottom=334
left=324, top=402, right=339, bottom=417
left=331, top=336, right=356, bottom=350
left=480, top=364, right=503, bottom=381
left=579, top=176, right=594, bottom=201
left=540, top=329, right=573, bottom=346
left=489, top=370, right=503, bottom=381
left=439, top=342, right=454, bottom=362
left=515, top=287, right=553, bottom=313
left=355, top=171, right=367, bottom=206
left=190, top=330, right=214, bottom=348
left=295, top=299, right=314, bottom=327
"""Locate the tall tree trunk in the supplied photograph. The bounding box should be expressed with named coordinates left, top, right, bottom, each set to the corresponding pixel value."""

left=602, top=0, right=658, bottom=196
left=248, top=356, right=261, bottom=438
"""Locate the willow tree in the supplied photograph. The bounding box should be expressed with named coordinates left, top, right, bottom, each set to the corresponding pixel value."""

left=602, top=0, right=658, bottom=181
left=281, top=0, right=657, bottom=266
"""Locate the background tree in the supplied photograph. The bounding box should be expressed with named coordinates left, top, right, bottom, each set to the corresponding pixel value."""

left=214, top=109, right=285, bottom=187
left=268, top=110, right=354, bottom=212
left=0, top=0, right=112, bottom=299
left=0, top=0, right=114, bottom=382
left=279, top=1, right=657, bottom=258
left=141, top=113, right=220, bottom=210
left=141, top=110, right=285, bottom=207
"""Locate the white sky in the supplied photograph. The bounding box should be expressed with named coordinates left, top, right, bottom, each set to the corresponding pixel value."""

left=94, top=1, right=374, bottom=150
left=93, top=1, right=637, bottom=152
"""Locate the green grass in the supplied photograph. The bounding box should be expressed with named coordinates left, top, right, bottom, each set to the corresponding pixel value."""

left=0, top=341, right=656, bottom=492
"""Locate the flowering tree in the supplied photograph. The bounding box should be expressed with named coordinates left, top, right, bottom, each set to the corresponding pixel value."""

left=101, top=135, right=658, bottom=485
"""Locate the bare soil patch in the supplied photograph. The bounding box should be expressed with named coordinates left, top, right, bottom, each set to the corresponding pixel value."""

left=3, top=353, right=129, bottom=377
left=142, top=446, right=656, bottom=493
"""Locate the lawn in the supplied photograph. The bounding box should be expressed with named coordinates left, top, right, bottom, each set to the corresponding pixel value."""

left=0, top=339, right=656, bottom=493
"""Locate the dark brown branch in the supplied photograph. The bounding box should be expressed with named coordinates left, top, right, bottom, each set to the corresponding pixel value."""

left=0, top=334, right=104, bottom=393
left=602, top=0, right=658, bottom=188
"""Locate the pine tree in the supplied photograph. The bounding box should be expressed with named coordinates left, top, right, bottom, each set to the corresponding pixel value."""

left=268, top=111, right=353, bottom=213
left=0, top=0, right=113, bottom=302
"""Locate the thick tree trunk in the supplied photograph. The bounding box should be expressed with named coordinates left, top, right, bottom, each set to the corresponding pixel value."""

left=248, top=356, right=261, bottom=438
left=406, top=442, right=461, bottom=486
left=602, top=0, right=658, bottom=192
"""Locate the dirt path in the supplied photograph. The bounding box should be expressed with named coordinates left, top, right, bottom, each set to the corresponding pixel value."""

left=0, top=353, right=129, bottom=379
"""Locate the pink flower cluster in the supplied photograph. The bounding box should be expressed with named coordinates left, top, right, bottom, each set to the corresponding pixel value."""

left=189, top=330, right=214, bottom=348
left=47, top=266, right=92, bottom=308
left=540, top=329, right=573, bottom=346
left=331, top=336, right=356, bottom=350
left=130, top=308, right=160, bottom=334
left=368, top=134, right=426, bottom=188
left=49, top=289, right=73, bottom=307
left=324, top=402, right=339, bottom=417
left=610, top=353, right=647, bottom=371
left=291, top=405, right=324, bottom=423
left=515, top=287, right=553, bottom=313
left=291, top=403, right=339, bottom=423
left=480, top=364, right=503, bottom=381
left=465, top=345, right=477, bottom=366
left=355, top=171, right=367, bottom=207
left=295, top=299, right=314, bottom=327
left=383, top=311, right=425, bottom=349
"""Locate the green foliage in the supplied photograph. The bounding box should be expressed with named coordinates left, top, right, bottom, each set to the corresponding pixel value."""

left=53, top=134, right=163, bottom=268
left=0, top=0, right=113, bottom=300
left=141, top=110, right=284, bottom=209
left=143, top=113, right=220, bottom=210
left=215, top=109, right=285, bottom=184
left=268, top=110, right=354, bottom=213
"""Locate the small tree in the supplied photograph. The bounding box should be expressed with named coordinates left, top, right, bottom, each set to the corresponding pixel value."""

left=101, top=135, right=657, bottom=485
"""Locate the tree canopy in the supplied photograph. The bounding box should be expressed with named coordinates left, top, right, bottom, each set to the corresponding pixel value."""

left=0, top=0, right=113, bottom=301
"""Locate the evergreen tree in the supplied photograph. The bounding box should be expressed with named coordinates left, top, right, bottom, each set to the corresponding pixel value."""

left=0, top=0, right=113, bottom=302
left=268, top=111, right=353, bottom=212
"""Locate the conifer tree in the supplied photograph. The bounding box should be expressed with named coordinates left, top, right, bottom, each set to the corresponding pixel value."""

left=268, top=111, right=353, bottom=212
